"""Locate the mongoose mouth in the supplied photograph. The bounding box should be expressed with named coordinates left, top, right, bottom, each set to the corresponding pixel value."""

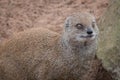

left=81, top=35, right=94, bottom=38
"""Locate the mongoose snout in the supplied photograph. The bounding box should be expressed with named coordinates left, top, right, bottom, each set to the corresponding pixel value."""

left=87, top=28, right=93, bottom=35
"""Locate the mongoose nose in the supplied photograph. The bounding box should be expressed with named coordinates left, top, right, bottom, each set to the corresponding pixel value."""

left=87, top=30, right=93, bottom=34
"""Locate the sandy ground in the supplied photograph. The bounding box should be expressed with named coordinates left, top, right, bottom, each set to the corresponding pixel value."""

left=0, top=0, right=109, bottom=43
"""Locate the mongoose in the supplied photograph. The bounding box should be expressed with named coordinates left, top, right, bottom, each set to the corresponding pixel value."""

left=0, top=12, right=99, bottom=80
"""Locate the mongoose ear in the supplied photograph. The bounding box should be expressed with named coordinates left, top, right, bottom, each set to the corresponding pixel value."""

left=89, top=10, right=95, bottom=14
left=64, top=16, right=72, bottom=28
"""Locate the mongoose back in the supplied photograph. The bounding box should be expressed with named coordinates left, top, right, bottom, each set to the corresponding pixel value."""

left=0, top=12, right=99, bottom=80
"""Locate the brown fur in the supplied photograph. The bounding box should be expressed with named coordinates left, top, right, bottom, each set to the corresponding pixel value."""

left=0, top=12, right=102, bottom=80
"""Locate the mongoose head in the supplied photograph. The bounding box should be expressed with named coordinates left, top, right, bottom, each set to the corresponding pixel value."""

left=63, top=12, right=99, bottom=46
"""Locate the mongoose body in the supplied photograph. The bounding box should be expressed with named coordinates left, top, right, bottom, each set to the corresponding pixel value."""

left=0, top=12, right=99, bottom=80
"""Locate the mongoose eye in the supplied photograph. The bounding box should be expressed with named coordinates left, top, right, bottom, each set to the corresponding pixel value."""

left=75, top=23, right=84, bottom=30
